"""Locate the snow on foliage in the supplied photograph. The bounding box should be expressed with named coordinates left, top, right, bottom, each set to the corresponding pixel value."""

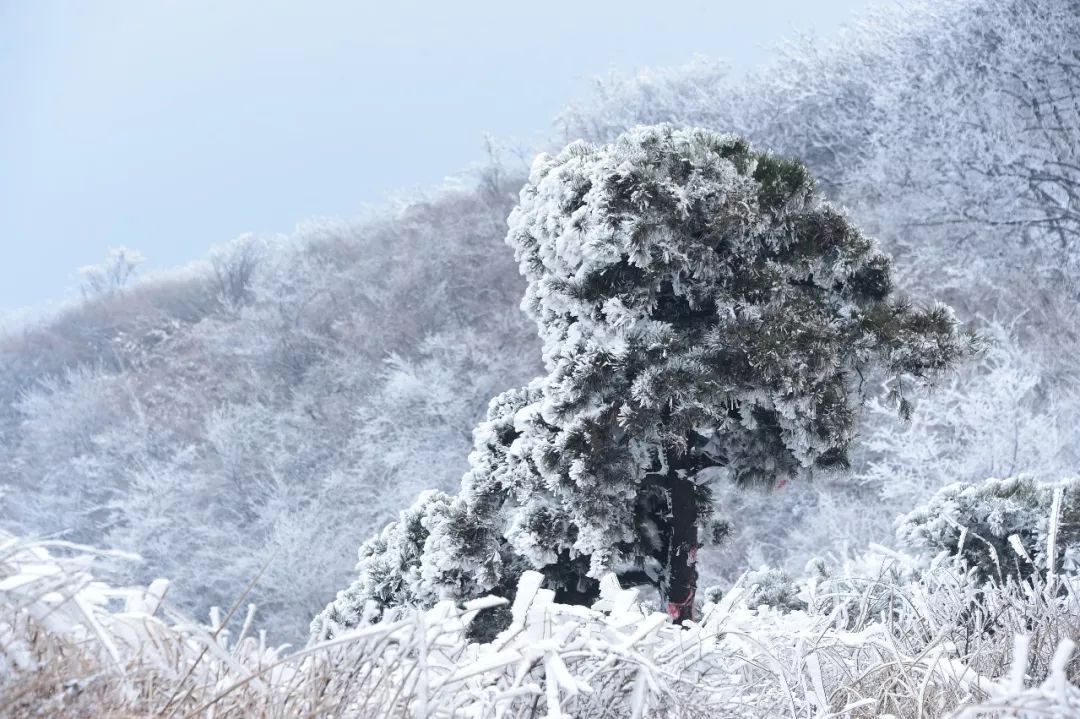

left=897, top=476, right=1080, bottom=586
left=5, top=513, right=1080, bottom=718
left=0, top=181, right=537, bottom=640
left=316, top=124, right=973, bottom=637
left=544, top=0, right=1080, bottom=599
left=3, top=0, right=1080, bottom=661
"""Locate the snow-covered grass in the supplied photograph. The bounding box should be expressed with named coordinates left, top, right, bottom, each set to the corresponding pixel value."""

left=3, top=526, right=1079, bottom=718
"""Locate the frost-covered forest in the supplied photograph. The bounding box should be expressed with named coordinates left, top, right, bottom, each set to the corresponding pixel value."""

left=5, top=0, right=1080, bottom=716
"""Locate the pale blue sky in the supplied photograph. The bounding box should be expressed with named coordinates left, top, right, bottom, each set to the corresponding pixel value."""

left=0, top=0, right=869, bottom=311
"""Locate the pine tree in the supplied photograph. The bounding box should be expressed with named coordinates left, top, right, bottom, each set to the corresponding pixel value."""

left=314, top=125, right=975, bottom=638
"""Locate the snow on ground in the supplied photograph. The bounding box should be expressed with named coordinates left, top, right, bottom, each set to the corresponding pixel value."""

left=2, top=526, right=1079, bottom=718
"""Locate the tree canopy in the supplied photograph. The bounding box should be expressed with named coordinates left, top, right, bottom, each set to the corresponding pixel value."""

left=314, top=125, right=975, bottom=637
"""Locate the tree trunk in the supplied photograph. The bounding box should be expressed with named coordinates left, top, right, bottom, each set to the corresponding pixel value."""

left=662, top=454, right=698, bottom=624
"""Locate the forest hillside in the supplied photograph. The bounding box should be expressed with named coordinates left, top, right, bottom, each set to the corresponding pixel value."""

left=2, top=0, right=1078, bottom=669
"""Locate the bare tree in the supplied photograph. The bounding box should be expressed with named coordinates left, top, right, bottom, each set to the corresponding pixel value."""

left=78, top=247, right=146, bottom=299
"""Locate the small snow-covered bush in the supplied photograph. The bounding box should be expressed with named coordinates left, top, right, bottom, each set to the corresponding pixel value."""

left=314, top=489, right=456, bottom=636
left=897, top=476, right=1080, bottom=585
left=738, top=566, right=806, bottom=612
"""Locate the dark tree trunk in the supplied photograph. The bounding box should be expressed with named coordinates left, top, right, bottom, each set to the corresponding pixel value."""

left=661, top=452, right=699, bottom=624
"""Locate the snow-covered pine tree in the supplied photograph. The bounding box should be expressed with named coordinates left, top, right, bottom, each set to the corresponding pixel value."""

left=314, top=124, right=974, bottom=638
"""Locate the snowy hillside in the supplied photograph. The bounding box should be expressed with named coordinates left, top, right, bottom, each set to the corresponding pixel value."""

left=4, top=0, right=1079, bottom=642
left=4, top=0, right=1080, bottom=715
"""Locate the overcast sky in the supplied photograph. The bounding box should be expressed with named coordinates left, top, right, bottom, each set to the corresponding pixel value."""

left=0, top=0, right=870, bottom=311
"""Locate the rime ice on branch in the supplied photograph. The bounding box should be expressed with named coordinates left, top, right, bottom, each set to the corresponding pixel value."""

left=315, top=124, right=975, bottom=637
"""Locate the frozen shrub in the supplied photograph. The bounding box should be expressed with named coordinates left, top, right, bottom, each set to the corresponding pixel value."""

left=312, top=489, right=454, bottom=639
left=896, top=476, right=1080, bottom=585
left=740, top=566, right=806, bottom=612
